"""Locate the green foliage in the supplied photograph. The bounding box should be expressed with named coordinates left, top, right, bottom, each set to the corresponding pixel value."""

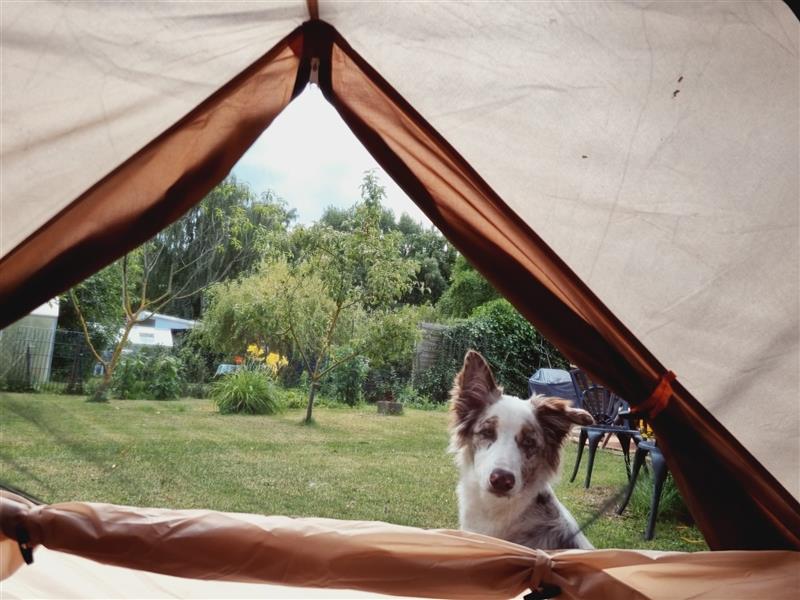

left=212, top=368, right=281, bottom=415
left=279, top=387, right=309, bottom=410
left=202, top=173, right=419, bottom=422
left=149, top=176, right=296, bottom=319
left=184, top=382, right=209, bottom=399
left=175, top=330, right=224, bottom=385
left=58, top=266, right=123, bottom=352
left=363, top=367, right=401, bottom=403
left=318, top=174, right=456, bottom=306
left=363, top=305, right=433, bottom=374
left=415, top=299, right=568, bottom=402
left=149, top=355, right=183, bottom=400
left=436, top=255, right=499, bottom=318
left=111, top=354, right=147, bottom=399
left=321, top=346, right=369, bottom=406
left=627, top=472, right=693, bottom=524
left=111, top=350, right=184, bottom=400
left=83, top=377, right=107, bottom=400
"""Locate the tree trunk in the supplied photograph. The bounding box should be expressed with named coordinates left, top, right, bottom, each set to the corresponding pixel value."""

left=304, top=379, right=318, bottom=424
left=88, top=319, right=134, bottom=403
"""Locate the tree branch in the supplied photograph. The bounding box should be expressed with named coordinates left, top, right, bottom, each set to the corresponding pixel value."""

left=69, top=290, right=107, bottom=367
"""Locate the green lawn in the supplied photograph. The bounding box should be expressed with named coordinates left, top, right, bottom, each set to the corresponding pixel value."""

left=0, top=393, right=706, bottom=551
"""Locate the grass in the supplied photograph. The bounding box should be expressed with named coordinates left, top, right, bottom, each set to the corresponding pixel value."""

left=0, top=393, right=706, bottom=551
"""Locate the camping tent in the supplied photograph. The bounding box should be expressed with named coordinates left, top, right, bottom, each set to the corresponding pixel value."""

left=1, top=1, right=798, bottom=598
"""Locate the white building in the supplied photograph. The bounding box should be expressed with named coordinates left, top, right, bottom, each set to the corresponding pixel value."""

left=0, top=298, right=60, bottom=383
left=125, top=313, right=197, bottom=349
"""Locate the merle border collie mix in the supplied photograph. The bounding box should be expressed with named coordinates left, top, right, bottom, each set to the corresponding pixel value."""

left=449, top=350, right=595, bottom=550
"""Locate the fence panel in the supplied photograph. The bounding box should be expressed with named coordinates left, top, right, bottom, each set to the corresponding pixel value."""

left=0, top=327, right=95, bottom=393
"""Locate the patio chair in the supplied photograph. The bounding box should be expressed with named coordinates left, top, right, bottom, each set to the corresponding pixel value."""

left=616, top=440, right=669, bottom=540
left=568, top=369, right=642, bottom=488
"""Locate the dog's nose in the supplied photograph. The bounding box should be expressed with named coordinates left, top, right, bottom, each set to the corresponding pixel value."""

left=489, top=469, right=515, bottom=493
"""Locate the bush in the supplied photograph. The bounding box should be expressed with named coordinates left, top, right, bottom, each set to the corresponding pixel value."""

left=414, top=299, right=569, bottom=402
left=111, top=349, right=184, bottom=400
left=84, top=377, right=107, bottom=400
left=280, top=387, right=308, bottom=409
left=175, top=330, right=224, bottom=385
left=184, top=382, right=209, bottom=399
left=111, top=353, right=147, bottom=399
left=212, top=368, right=281, bottom=415
left=149, top=354, right=183, bottom=400
left=321, top=347, right=369, bottom=406
left=436, top=256, right=499, bottom=318
left=363, top=367, right=400, bottom=403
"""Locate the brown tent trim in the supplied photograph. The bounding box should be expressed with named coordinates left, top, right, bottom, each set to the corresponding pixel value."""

left=4, top=492, right=799, bottom=600
left=0, top=18, right=797, bottom=551
left=296, top=21, right=800, bottom=550
left=0, top=27, right=304, bottom=330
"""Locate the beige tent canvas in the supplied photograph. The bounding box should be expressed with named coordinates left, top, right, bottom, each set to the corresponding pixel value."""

left=0, top=1, right=798, bottom=598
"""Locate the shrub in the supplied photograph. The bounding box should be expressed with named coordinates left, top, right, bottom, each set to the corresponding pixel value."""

left=111, top=353, right=147, bottom=399
left=184, top=382, right=209, bottom=399
left=414, top=299, right=569, bottom=403
left=175, top=330, right=224, bottom=385
left=321, top=346, right=369, bottom=406
left=149, top=354, right=183, bottom=400
left=84, top=377, right=108, bottom=401
left=111, top=349, right=184, bottom=400
left=363, top=367, right=400, bottom=403
left=436, top=256, right=499, bottom=318
left=280, top=387, right=308, bottom=409
left=212, top=368, right=281, bottom=415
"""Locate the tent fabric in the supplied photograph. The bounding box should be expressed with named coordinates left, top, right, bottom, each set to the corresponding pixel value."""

left=0, top=547, right=417, bottom=600
left=0, top=1, right=305, bottom=258
left=323, top=0, right=800, bottom=502
left=319, top=23, right=800, bottom=549
left=1, top=494, right=799, bottom=600
left=0, top=0, right=797, bottom=577
left=0, top=25, right=302, bottom=330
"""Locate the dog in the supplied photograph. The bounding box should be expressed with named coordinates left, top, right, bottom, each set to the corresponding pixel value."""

left=449, top=350, right=595, bottom=550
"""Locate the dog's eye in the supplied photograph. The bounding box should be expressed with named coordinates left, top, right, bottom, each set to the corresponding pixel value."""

left=520, top=436, right=537, bottom=449
left=478, top=428, right=495, bottom=439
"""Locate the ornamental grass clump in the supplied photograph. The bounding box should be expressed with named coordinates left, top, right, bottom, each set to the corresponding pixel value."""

left=212, top=344, right=288, bottom=415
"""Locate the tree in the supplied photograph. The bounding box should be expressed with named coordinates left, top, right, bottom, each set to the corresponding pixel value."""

left=436, top=255, right=500, bottom=318
left=319, top=173, right=456, bottom=306
left=58, top=266, right=124, bottom=355
left=148, top=176, right=295, bottom=319
left=67, top=177, right=291, bottom=401
left=203, top=174, right=418, bottom=423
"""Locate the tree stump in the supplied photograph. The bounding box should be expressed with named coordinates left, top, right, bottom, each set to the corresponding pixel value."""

left=377, top=401, right=403, bottom=416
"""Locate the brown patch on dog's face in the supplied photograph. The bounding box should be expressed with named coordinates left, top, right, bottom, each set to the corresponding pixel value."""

left=472, top=416, right=498, bottom=452
left=515, top=424, right=541, bottom=459
left=449, top=351, right=501, bottom=450
left=533, top=396, right=593, bottom=470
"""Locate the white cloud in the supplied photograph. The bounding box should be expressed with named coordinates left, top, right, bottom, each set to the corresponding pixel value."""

left=233, top=86, right=431, bottom=226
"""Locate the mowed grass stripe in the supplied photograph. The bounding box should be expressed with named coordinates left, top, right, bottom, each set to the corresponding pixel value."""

left=0, top=393, right=705, bottom=551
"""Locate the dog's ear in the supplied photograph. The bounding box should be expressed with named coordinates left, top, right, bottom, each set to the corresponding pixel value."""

left=449, top=351, right=501, bottom=442
left=533, top=396, right=593, bottom=447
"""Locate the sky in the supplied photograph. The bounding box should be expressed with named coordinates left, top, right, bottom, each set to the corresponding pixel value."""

left=233, top=86, right=431, bottom=226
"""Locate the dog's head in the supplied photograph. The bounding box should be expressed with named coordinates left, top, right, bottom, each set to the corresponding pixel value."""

left=449, top=350, right=593, bottom=498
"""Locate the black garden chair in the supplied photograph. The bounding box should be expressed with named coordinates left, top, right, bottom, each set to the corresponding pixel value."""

left=568, top=369, right=642, bottom=488
left=616, top=439, right=669, bottom=540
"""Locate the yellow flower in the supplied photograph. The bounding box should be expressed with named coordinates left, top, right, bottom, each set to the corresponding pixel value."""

left=265, top=352, right=288, bottom=373
left=246, top=344, right=265, bottom=359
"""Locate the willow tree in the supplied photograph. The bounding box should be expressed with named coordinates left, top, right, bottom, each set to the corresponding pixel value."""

left=66, top=177, right=292, bottom=402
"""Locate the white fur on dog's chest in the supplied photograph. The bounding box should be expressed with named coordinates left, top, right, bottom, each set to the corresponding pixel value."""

left=457, top=472, right=536, bottom=539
